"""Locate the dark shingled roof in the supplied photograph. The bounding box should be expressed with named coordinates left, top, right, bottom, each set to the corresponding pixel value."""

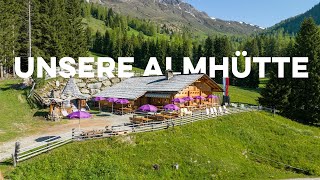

left=95, top=74, right=222, bottom=100
left=61, top=77, right=88, bottom=99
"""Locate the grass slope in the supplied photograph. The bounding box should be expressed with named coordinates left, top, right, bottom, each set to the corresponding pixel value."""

left=7, top=111, right=320, bottom=179
left=0, top=80, right=63, bottom=143
left=229, top=85, right=260, bottom=105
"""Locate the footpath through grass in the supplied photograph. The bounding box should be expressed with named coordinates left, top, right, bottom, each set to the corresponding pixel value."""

left=6, top=112, right=320, bottom=179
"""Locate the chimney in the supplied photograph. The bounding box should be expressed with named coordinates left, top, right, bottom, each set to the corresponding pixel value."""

left=165, top=69, right=174, bottom=80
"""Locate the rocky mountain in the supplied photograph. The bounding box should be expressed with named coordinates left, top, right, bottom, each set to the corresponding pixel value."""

left=87, top=0, right=263, bottom=35
left=269, top=2, right=320, bottom=34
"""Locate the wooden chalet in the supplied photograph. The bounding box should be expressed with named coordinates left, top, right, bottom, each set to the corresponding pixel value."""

left=95, top=71, right=223, bottom=110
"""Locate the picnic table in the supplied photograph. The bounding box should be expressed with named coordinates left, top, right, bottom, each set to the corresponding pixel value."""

left=130, top=116, right=152, bottom=124
left=117, top=107, right=134, bottom=115
left=80, top=130, right=104, bottom=139
left=186, top=105, right=196, bottom=110
left=158, top=114, right=175, bottom=119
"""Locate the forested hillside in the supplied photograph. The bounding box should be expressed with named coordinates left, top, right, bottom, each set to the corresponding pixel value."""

left=269, top=2, right=320, bottom=34
left=0, top=0, right=297, bottom=89
left=260, top=18, right=320, bottom=125
left=0, top=0, right=88, bottom=74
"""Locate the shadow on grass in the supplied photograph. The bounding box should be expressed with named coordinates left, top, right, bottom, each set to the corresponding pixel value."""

left=0, top=160, right=13, bottom=166
left=96, top=113, right=112, bottom=117
left=0, top=83, right=22, bottom=91
left=33, top=111, right=48, bottom=118
left=35, top=136, right=61, bottom=142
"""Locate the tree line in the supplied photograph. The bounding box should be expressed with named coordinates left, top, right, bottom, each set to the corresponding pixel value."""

left=0, top=0, right=88, bottom=77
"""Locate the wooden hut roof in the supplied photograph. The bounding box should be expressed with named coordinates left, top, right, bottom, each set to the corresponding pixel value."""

left=95, top=74, right=223, bottom=100
left=61, top=77, right=88, bottom=99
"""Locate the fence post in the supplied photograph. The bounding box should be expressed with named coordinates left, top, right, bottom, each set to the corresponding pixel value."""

left=72, top=128, right=75, bottom=140
left=13, top=142, right=20, bottom=167
left=171, top=119, right=175, bottom=128
left=46, top=139, right=49, bottom=153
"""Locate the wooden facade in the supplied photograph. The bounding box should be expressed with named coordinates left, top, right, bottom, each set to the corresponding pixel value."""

left=101, top=75, right=222, bottom=110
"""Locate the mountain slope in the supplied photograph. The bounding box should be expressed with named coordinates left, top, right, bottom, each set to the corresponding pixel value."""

left=88, top=0, right=263, bottom=35
left=269, top=2, right=320, bottom=34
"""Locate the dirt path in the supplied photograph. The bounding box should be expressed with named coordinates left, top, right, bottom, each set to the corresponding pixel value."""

left=0, top=114, right=131, bottom=162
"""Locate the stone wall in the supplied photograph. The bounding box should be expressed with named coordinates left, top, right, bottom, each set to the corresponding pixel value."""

left=37, top=77, right=124, bottom=100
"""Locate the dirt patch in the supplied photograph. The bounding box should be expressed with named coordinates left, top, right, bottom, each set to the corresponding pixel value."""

left=0, top=171, right=4, bottom=180
left=12, top=123, right=29, bottom=132
left=117, top=135, right=136, bottom=146
left=17, top=94, right=26, bottom=103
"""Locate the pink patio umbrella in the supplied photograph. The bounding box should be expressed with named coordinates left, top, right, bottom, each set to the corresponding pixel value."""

left=163, top=104, right=180, bottom=111
left=172, top=98, right=186, bottom=104
left=94, top=97, right=106, bottom=111
left=139, top=104, right=158, bottom=119
left=139, top=104, right=158, bottom=112
left=194, top=96, right=206, bottom=100
left=67, top=111, right=92, bottom=119
left=116, top=99, right=130, bottom=115
left=194, top=96, right=206, bottom=106
left=107, top=97, right=119, bottom=113
left=183, top=96, right=194, bottom=106
left=183, top=96, right=194, bottom=101
left=207, top=95, right=218, bottom=105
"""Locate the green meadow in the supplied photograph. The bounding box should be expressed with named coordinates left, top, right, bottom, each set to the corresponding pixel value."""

left=0, top=80, right=64, bottom=143
left=1, top=78, right=319, bottom=179
left=6, top=112, right=320, bottom=179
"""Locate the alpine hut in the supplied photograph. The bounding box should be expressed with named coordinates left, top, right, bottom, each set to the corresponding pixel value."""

left=95, top=71, right=223, bottom=111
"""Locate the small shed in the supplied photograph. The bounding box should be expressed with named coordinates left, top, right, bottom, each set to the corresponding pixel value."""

left=60, top=77, right=89, bottom=111
left=48, top=77, right=89, bottom=120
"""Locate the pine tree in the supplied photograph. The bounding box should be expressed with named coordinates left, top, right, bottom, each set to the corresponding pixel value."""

left=288, top=18, right=320, bottom=124
left=65, top=0, right=87, bottom=58
left=214, top=36, right=231, bottom=83
left=93, top=31, right=103, bottom=53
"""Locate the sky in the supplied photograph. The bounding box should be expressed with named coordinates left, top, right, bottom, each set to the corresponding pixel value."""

left=185, top=0, right=320, bottom=28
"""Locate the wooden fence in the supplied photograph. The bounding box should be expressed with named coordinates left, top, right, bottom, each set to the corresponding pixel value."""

left=12, top=132, right=72, bottom=167
left=12, top=106, right=259, bottom=166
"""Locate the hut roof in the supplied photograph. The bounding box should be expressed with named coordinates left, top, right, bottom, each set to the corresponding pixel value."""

left=95, top=74, right=223, bottom=100
left=61, top=77, right=88, bottom=99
